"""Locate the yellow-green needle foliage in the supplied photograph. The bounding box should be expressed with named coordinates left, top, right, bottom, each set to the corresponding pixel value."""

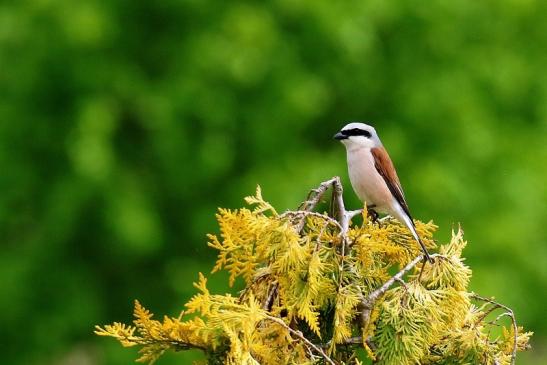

left=96, top=178, right=532, bottom=365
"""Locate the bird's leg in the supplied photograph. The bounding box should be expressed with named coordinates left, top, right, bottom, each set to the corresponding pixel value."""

left=369, top=209, right=379, bottom=223
left=366, top=205, right=379, bottom=223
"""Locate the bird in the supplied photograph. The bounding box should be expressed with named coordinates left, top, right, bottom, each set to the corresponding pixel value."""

left=334, top=122, right=433, bottom=262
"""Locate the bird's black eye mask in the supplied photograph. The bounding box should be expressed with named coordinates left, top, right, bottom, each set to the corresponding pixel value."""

left=341, top=128, right=372, bottom=138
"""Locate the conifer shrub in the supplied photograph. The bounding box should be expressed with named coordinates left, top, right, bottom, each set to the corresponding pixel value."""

left=96, top=177, right=532, bottom=364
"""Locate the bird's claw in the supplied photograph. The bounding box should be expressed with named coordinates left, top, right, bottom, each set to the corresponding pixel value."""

left=367, top=208, right=380, bottom=223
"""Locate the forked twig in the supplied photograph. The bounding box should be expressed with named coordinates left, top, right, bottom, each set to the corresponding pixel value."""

left=299, top=177, right=340, bottom=212
left=471, top=293, right=518, bottom=365
left=280, top=210, right=343, bottom=232
left=292, top=177, right=343, bottom=232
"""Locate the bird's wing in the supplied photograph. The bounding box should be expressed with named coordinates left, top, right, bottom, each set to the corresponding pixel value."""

left=371, top=146, right=411, bottom=218
left=371, top=147, right=432, bottom=262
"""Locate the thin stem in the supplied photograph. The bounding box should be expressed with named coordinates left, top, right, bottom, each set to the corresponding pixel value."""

left=265, top=315, right=337, bottom=365
left=299, top=177, right=339, bottom=212
left=471, top=294, right=518, bottom=365
left=368, top=254, right=439, bottom=303
left=359, top=254, right=441, bottom=327
left=280, top=210, right=343, bottom=232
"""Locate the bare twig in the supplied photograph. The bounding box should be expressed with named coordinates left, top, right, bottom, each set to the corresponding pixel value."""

left=359, top=254, right=441, bottom=327
left=368, top=254, right=438, bottom=303
left=394, top=277, right=408, bottom=289
left=328, top=177, right=363, bottom=240
left=471, top=294, right=518, bottom=365
left=345, top=209, right=363, bottom=231
left=475, top=302, right=503, bottom=324
left=299, top=177, right=339, bottom=212
left=331, top=177, right=347, bottom=231
left=492, top=311, right=513, bottom=326
left=326, top=178, right=357, bottom=307
left=265, top=315, right=337, bottom=365
left=291, top=177, right=344, bottom=232
left=294, top=177, right=363, bottom=242
left=280, top=210, right=343, bottom=232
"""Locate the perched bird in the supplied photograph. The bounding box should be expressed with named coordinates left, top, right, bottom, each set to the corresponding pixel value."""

left=334, top=122, right=433, bottom=262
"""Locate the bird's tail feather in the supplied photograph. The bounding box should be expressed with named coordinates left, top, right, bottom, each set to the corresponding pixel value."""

left=400, top=213, right=433, bottom=263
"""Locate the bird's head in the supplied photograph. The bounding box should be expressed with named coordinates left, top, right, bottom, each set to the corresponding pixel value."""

left=334, top=122, right=381, bottom=149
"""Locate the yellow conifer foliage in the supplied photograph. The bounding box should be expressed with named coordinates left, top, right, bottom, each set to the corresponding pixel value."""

left=96, top=179, right=532, bottom=365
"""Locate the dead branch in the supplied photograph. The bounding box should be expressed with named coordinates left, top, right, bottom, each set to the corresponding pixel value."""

left=280, top=210, right=343, bottom=232
left=299, top=177, right=340, bottom=212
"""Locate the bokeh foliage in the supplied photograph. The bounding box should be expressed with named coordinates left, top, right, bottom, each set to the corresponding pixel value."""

left=0, top=0, right=546, bottom=364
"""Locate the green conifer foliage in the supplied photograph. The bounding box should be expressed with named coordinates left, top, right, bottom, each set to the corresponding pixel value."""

left=96, top=178, right=532, bottom=364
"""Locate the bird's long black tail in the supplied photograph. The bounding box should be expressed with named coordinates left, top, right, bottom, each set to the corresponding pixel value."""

left=402, top=213, right=434, bottom=263
left=416, top=235, right=433, bottom=263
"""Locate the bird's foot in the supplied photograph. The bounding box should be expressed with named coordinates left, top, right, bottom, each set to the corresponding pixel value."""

left=367, top=208, right=380, bottom=223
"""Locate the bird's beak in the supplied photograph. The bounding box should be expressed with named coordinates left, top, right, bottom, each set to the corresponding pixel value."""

left=333, top=132, right=347, bottom=140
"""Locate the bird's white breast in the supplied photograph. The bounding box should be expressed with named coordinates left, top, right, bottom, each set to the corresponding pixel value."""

left=346, top=147, right=394, bottom=213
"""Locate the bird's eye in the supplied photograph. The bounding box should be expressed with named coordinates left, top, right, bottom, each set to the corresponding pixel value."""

left=342, top=128, right=371, bottom=138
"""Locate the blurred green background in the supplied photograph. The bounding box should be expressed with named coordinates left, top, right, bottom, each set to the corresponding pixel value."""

left=1, top=0, right=546, bottom=364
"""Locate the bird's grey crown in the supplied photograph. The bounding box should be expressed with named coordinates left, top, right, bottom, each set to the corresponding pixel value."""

left=341, top=122, right=373, bottom=131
